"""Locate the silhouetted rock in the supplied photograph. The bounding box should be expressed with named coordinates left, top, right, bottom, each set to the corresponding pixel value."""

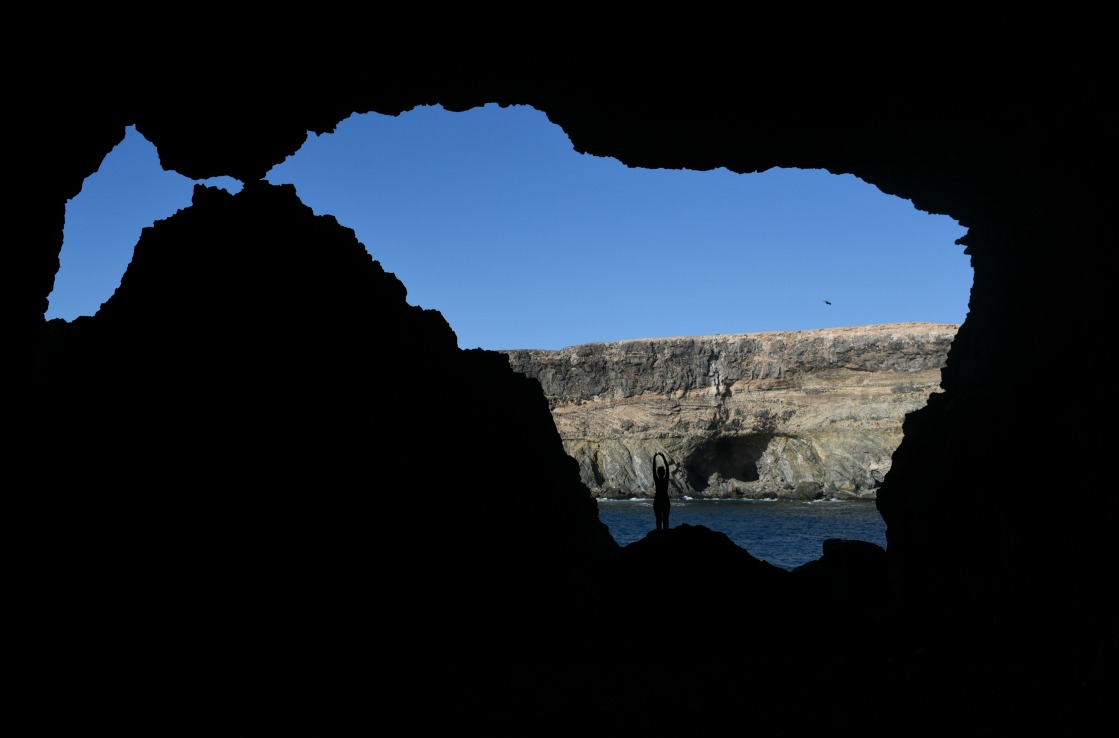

left=12, top=49, right=1116, bottom=735
left=791, top=538, right=890, bottom=611
left=27, top=177, right=618, bottom=728
left=595, top=524, right=791, bottom=621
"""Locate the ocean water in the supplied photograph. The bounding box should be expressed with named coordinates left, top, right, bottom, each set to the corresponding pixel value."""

left=596, top=498, right=887, bottom=571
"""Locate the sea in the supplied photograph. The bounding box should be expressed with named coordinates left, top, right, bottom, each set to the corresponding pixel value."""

left=596, top=498, right=887, bottom=571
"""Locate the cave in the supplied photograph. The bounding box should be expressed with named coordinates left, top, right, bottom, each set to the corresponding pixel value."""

left=683, top=434, right=767, bottom=491
left=12, top=46, right=1114, bottom=735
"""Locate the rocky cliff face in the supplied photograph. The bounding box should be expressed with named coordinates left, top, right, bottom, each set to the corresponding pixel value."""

left=504, top=323, right=957, bottom=500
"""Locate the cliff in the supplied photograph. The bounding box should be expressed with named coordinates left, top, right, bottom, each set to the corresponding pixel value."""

left=504, top=323, right=957, bottom=500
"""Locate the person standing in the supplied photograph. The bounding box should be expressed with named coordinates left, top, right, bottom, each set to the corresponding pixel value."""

left=653, top=452, right=671, bottom=531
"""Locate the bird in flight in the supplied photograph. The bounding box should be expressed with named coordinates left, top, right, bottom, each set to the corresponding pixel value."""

left=824, top=300, right=832, bottom=305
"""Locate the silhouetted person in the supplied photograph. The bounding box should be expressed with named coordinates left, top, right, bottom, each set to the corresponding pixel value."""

left=653, top=452, right=671, bottom=531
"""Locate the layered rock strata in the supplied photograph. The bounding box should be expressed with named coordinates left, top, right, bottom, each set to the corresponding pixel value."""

left=504, top=323, right=958, bottom=500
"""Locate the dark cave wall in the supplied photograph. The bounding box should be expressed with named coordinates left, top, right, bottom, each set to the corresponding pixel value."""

left=13, top=50, right=1116, bottom=673
left=27, top=179, right=616, bottom=667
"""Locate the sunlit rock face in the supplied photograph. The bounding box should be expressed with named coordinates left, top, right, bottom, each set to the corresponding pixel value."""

left=505, top=323, right=957, bottom=500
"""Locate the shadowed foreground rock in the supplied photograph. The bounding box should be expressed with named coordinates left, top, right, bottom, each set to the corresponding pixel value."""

left=29, top=181, right=620, bottom=730
left=13, top=48, right=1116, bottom=736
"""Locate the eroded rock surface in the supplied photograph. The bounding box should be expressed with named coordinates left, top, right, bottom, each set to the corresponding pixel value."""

left=505, top=323, right=957, bottom=499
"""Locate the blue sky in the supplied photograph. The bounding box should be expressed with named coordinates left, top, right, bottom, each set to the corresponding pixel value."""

left=48, top=103, right=972, bottom=351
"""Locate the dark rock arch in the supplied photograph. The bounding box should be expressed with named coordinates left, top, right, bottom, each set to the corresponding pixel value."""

left=12, top=46, right=1115, bottom=734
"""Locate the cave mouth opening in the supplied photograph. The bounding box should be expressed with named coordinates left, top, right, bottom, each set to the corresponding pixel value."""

left=682, top=434, right=769, bottom=494
left=45, top=107, right=972, bottom=551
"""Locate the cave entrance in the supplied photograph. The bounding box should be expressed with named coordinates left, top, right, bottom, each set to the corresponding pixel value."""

left=42, top=100, right=975, bottom=573
left=682, top=435, right=768, bottom=494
